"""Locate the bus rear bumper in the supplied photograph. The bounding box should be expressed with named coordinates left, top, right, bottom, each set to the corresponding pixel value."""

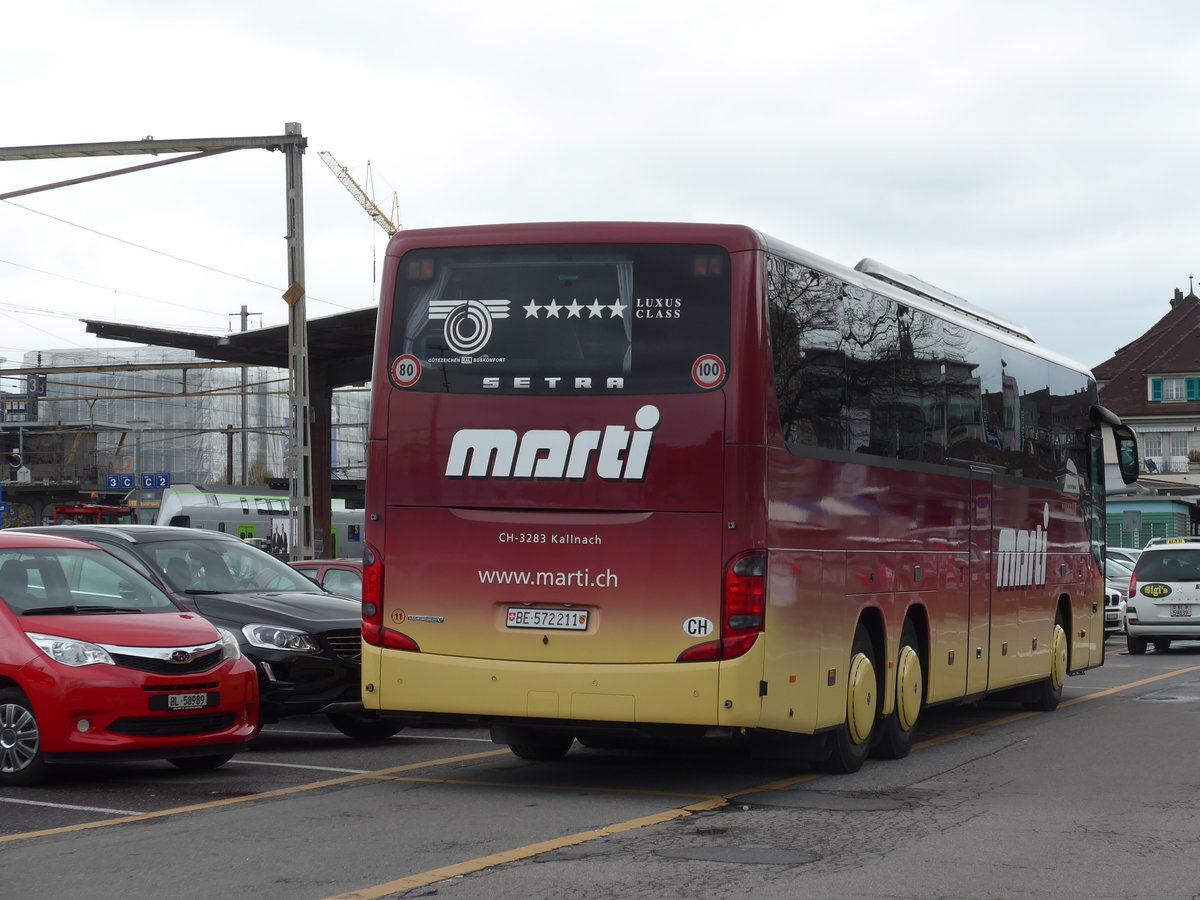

left=361, top=643, right=765, bottom=729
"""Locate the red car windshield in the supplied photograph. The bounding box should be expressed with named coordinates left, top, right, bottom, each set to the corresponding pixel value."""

left=0, top=548, right=180, bottom=616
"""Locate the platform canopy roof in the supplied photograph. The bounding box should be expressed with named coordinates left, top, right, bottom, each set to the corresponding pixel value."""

left=82, top=306, right=378, bottom=389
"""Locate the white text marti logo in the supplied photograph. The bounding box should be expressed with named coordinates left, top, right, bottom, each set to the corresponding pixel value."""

left=446, top=405, right=660, bottom=481
left=996, top=504, right=1049, bottom=589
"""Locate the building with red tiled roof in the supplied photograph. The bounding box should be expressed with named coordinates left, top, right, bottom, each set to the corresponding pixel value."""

left=1096, top=283, right=1200, bottom=543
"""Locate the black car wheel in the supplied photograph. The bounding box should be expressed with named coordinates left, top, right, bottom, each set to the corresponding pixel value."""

left=168, top=753, right=236, bottom=771
left=326, top=711, right=405, bottom=740
left=0, top=688, right=47, bottom=786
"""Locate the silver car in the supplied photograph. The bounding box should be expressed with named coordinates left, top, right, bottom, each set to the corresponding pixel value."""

left=1106, top=546, right=1142, bottom=568
left=1126, top=538, right=1200, bottom=653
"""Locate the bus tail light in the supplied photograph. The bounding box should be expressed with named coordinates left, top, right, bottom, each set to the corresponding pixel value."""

left=678, top=550, right=766, bottom=662
left=1127, top=571, right=1137, bottom=598
left=361, top=543, right=420, bottom=652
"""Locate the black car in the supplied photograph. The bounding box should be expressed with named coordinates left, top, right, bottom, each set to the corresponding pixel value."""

left=13, top=525, right=401, bottom=740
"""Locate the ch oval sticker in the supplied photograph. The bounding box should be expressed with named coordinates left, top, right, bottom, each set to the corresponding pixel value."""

left=683, top=616, right=715, bottom=637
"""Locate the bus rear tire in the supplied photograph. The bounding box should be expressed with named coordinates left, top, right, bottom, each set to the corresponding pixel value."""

left=1153, top=638, right=1172, bottom=652
left=505, top=728, right=575, bottom=761
left=1024, top=612, right=1067, bottom=712
left=874, top=619, right=923, bottom=760
left=1126, top=633, right=1147, bottom=655
left=813, top=623, right=878, bottom=774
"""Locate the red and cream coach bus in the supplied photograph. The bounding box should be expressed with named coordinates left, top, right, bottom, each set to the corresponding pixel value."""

left=361, top=222, right=1139, bottom=773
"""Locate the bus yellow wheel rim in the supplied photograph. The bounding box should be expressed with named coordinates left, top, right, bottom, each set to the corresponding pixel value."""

left=895, top=644, right=922, bottom=731
left=846, top=652, right=876, bottom=745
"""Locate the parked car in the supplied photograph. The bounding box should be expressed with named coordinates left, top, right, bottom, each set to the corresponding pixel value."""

left=288, top=559, right=363, bottom=600
left=0, top=530, right=258, bottom=785
left=1106, top=558, right=1134, bottom=594
left=1104, top=558, right=1134, bottom=636
left=1124, top=537, right=1200, bottom=654
left=13, top=526, right=400, bottom=740
left=1103, top=586, right=1125, bottom=637
left=1106, top=546, right=1143, bottom=568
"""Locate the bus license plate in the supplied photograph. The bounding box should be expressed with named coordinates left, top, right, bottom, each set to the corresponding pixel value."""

left=1170, top=605, right=1191, bottom=617
left=506, top=608, right=588, bottom=630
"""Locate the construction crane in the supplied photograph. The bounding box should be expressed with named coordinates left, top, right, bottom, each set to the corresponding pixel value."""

left=318, top=151, right=400, bottom=235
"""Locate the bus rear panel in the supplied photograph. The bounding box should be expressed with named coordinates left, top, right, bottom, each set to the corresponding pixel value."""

left=365, top=226, right=764, bottom=733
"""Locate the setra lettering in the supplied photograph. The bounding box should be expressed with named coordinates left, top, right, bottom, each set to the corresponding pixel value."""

left=483, top=377, right=625, bottom=390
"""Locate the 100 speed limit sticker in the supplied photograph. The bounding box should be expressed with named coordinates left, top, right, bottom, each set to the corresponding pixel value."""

left=692, top=354, right=727, bottom=389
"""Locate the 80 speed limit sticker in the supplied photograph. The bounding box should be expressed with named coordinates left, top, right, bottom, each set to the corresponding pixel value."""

left=391, top=354, right=422, bottom=388
left=692, top=354, right=727, bottom=389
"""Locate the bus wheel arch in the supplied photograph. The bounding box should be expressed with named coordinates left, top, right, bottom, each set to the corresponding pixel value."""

left=874, top=611, right=927, bottom=760
left=813, top=614, right=882, bottom=774
left=1024, top=598, right=1069, bottom=712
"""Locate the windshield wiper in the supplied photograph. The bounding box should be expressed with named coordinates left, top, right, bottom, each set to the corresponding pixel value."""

left=22, top=605, right=145, bottom=616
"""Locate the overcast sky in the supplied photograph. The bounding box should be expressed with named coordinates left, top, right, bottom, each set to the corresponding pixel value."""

left=2, top=0, right=1198, bottom=381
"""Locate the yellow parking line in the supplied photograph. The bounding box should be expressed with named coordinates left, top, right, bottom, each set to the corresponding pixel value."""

left=323, top=770, right=825, bottom=900
left=0, top=748, right=509, bottom=844
left=323, top=796, right=730, bottom=900
left=1060, top=663, right=1200, bottom=706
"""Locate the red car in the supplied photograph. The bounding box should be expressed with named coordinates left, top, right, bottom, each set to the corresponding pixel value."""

left=288, top=559, right=363, bottom=600
left=0, top=531, right=258, bottom=785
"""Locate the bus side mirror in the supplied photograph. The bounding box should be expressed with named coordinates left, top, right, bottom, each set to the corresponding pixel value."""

left=1113, top=424, right=1139, bottom=485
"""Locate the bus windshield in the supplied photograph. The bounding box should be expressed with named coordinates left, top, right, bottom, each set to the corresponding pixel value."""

left=388, top=243, right=731, bottom=395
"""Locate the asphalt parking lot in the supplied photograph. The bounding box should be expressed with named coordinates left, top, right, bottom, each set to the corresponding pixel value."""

left=5, top=635, right=1200, bottom=900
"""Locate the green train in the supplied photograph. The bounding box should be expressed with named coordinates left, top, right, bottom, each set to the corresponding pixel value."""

left=153, top=483, right=364, bottom=559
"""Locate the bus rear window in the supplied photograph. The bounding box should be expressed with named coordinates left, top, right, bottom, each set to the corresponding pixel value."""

left=388, top=243, right=731, bottom=395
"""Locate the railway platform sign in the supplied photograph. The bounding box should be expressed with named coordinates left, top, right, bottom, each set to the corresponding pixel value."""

left=105, top=473, right=171, bottom=490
